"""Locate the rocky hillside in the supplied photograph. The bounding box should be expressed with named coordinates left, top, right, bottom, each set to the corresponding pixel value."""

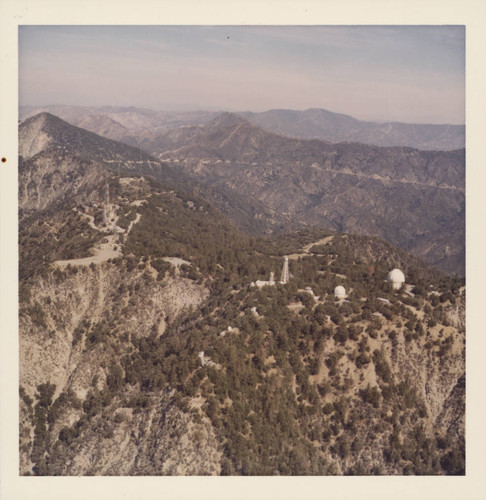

left=19, top=112, right=165, bottom=170
left=20, top=257, right=217, bottom=475
left=151, top=113, right=465, bottom=275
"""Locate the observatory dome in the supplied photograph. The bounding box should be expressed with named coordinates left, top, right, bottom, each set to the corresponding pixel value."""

left=387, top=269, right=405, bottom=290
left=334, top=285, right=346, bottom=299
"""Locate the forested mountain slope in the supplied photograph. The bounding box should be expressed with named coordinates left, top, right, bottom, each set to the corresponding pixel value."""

left=19, top=116, right=465, bottom=475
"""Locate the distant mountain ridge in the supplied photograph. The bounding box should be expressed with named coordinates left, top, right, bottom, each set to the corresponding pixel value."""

left=20, top=105, right=464, bottom=151
left=20, top=112, right=154, bottom=164
left=241, top=108, right=465, bottom=151
left=156, top=112, right=464, bottom=187
left=18, top=111, right=465, bottom=275
left=19, top=105, right=218, bottom=137
left=152, top=112, right=465, bottom=275
left=18, top=112, right=289, bottom=234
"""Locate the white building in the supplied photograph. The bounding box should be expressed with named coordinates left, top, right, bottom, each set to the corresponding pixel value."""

left=198, top=351, right=206, bottom=366
left=387, top=269, right=406, bottom=290
left=334, top=285, right=346, bottom=299
left=251, top=257, right=291, bottom=288
left=198, top=351, right=218, bottom=368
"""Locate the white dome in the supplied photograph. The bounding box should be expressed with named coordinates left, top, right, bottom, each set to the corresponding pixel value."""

left=334, top=285, right=346, bottom=298
left=387, top=269, right=405, bottom=283
left=387, top=269, right=405, bottom=289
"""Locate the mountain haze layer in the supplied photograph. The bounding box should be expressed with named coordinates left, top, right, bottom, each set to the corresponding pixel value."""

left=19, top=105, right=218, bottom=148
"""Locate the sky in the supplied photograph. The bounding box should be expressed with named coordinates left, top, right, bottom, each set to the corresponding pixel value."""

left=19, top=25, right=465, bottom=124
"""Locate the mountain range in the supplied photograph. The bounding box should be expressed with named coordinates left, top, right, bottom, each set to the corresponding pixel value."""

left=19, top=111, right=465, bottom=275
left=241, top=108, right=465, bottom=151
left=19, top=113, right=288, bottom=236
left=150, top=112, right=465, bottom=275
left=20, top=105, right=464, bottom=151
left=18, top=111, right=465, bottom=475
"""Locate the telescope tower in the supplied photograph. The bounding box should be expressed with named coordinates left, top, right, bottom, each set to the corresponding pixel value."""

left=280, top=256, right=289, bottom=284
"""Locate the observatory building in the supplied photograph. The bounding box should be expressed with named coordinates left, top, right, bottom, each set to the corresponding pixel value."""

left=253, top=271, right=275, bottom=288
left=334, top=285, right=346, bottom=299
left=387, top=269, right=405, bottom=290
left=251, top=257, right=290, bottom=287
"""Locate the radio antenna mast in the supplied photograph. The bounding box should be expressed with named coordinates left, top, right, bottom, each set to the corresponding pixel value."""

left=103, top=182, right=110, bottom=226
left=280, top=256, right=289, bottom=284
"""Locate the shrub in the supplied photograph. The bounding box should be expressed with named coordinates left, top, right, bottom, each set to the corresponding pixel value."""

left=360, top=385, right=381, bottom=408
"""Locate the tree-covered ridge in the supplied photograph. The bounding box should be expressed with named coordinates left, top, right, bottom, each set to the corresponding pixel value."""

left=121, top=178, right=283, bottom=283
left=19, top=173, right=465, bottom=476
left=166, top=280, right=464, bottom=475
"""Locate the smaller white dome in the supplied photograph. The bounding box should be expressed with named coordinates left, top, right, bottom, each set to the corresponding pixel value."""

left=334, top=285, right=346, bottom=298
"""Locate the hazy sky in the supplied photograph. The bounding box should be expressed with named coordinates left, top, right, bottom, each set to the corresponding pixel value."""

left=19, top=25, right=465, bottom=124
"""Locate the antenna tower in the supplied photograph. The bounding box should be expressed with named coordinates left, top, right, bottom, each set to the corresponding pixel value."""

left=104, top=182, right=110, bottom=225
left=280, top=256, right=289, bottom=284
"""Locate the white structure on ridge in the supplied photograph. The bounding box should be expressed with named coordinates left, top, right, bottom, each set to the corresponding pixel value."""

left=304, top=287, right=320, bottom=300
left=198, top=351, right=217, bottom=367
left=252, top=256, right=290, bottom=287
left=253, top=274, right=274, bottom=288
left=103, top=182, right=110, bottom=225
left=219, top=326, right=233, bottom=337
left=334, top=285, right=346, bottom=299
left=198, top=351, right=206, bottom=366
left=387, top=269, right=405, bottom=290
left=280, top=256, right=289, bottom=284
left=269, top=272, right=276, bottom=286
